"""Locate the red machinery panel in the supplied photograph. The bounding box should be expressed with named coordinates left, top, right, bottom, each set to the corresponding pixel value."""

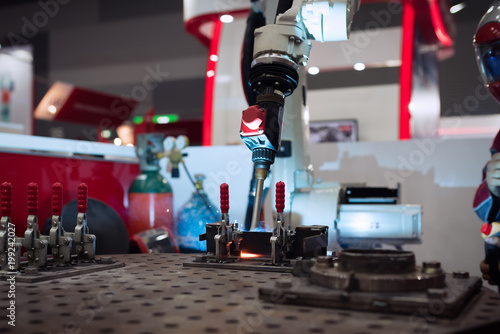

left=0, top=151, right=139, bottom=236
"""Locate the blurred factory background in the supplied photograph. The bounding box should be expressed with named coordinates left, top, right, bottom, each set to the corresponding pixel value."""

left=0, top=0, right=496, bottom=142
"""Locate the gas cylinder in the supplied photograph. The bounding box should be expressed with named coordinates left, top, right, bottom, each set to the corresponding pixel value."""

left=177, top=174, right=218, bottom=252
left=128, top=133, right=175, bottom=240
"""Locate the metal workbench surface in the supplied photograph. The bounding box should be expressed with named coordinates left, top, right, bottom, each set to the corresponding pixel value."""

left=1, top=253, right=499, bottom=334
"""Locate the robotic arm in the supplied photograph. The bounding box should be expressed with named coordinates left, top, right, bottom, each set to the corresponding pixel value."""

left=240, top=0, right=360, bottom=229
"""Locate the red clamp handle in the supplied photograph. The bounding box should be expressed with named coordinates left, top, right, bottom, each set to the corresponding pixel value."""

left=275, top=181, right=285, bottom=213
left=220, top=183, right=229, bottom=214
left=77, top=183, right=88, bottom=214
left=1, top=182, right=12, bottom=217
left=52, top=182, right=63, bottom=216
left=27, top=182, right=38, bottom=216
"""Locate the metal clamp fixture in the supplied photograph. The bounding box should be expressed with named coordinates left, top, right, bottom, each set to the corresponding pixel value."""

left=49, top=182, right=73, bottom=266
left=72, top=183, right=95, bottom=262
left=0, top=182, right=21, bottom=271
left=214, top=183, right=242, bottom=262
left=271, top=181, right=293, bottom=265
left=23, top=183, right=48, bottom=268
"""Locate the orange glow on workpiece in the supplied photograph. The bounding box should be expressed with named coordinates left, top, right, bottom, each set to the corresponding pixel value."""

left=240, top=252, right=261, bottom=259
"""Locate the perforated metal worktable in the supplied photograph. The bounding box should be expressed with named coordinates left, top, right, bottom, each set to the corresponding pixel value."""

left=1, top=253, right=499, bottom=334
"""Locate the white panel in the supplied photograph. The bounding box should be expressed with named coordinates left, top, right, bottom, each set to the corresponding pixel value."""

left=0, top=133, right=136, bottom=160
left=0, top=47, right=33, bottom=135
left=307, top=84, right=400, bottom=141
left=439, top=114, right=500, bottom=138
left=308, top=27, right=402, bottom=71
left=212, top=18, right=248, bottom=146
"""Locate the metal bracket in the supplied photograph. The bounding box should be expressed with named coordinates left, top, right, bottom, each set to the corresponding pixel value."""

left=73, top=212, right=95, bottom=262
left=24, top=215, right=48, bottom=268
left=49, top=215, right=73, bottom=266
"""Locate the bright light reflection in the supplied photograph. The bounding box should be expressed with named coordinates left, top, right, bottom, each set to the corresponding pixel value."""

left=156, top=116, right=170, bottom=124
left=48, top=105, right=57, bottom=114
left=220, top=15, right=234, bottom=23
left=354, top=63, right=366, bottom=71
left=308, top=66, right=320, bottom=75
left=156, top=234, right=168, bottom=241
left=409, top=102, right=416, bottom=112
left=101, top=130, right=111, bottom=138
left=450, top=3, right=466, bottom=14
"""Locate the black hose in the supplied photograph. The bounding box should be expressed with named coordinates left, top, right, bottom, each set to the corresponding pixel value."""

left=241, top=2, right=266, bottom=106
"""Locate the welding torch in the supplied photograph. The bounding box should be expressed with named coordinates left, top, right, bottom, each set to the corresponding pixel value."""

left=240, top=58, right=299, bottom=230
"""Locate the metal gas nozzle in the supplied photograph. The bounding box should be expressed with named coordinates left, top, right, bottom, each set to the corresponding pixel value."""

left=249, top=167, right=269, bottom=230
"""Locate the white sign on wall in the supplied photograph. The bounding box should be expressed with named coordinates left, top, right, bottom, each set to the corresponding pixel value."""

left=0, top=45, right=34, bottom=135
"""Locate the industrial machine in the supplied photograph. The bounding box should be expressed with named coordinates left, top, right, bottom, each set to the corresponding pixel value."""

left=235, top=0, right=422, bottom=253
left=240, top=0, right=360, bottom=230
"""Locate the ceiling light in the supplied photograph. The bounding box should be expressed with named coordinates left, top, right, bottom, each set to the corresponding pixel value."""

left=220, top=15, right=234, bottom=23
left=114, top=138, right=122, bottom=146
left=385, top=59, right=402, bottom=67
left=156, top=116, right=170, bottom=124
left=48, top=105, right=57, bottom=114
left=354, top=63, right=366, bottom=71
left=101, top=129, right=111, bottom=138
left=308, top=66, right=320, bottom=75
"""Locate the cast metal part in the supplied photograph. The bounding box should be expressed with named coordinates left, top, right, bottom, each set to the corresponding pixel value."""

left=259, top=271, right=484, bottom=318
left=1, top=253, right=499, bottom=334
left=260, top=249, right=479, bottom=318
left=309, top=250, right=446, bottom=292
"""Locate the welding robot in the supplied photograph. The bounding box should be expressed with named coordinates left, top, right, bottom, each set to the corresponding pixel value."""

left=473, top=0, right=500, bottom=291
left=240, top=0, right=421, bottom=252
